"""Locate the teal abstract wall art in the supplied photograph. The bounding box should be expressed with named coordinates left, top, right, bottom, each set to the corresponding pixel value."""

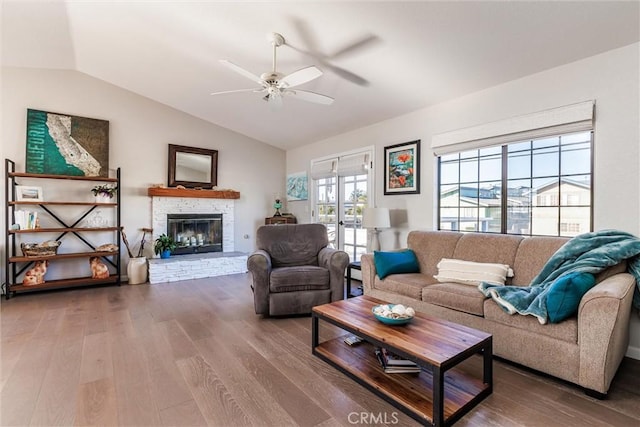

left=286, top=171, right=308, bottom=201
left=25, top=109, right=109, bottom=177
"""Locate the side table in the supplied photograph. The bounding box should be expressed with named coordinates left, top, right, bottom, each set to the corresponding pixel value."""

left=265, top=215, right=296, bottom=225
left=346, top=261, right=361, bottom=298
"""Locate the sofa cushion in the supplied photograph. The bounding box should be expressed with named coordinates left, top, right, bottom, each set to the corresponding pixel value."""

left=452, top=233, right=523, bottom=277
left=484, top=298, right=577, bottom=343
left=269, top=266, right=329, bottom=293
left=374, top=249, right=420, bottom=279
left=547, top=272, right=596, bottom=323
left=374, top=273, right=433, bottom=300
left=434, top=258, right=512, bottom=286
left=511, top=236, right=567, bottom=286
left=422, top=283, right=488, bottom=316
left=408, top=231, right=462, bottom=281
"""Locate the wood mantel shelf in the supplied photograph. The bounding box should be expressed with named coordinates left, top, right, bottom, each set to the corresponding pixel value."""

left=147, top=187, right=240, bottom=199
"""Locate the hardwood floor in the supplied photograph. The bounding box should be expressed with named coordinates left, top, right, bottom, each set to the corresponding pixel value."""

left=1, top=274, right=639, bottom=426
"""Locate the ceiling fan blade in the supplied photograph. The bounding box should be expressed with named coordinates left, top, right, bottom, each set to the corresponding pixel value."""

left=329, top=34, right=380, bottom=60
left=323, top=63, right=370, bottom=87
left=210, top=88, right=264, bottom=96
left=290, top=17, right=321, bottom=56
left=286, top=89, right=334, bottom=106
left=278, top=66, right=322, bottom=89
left=219, top=60, right=265, bottom=86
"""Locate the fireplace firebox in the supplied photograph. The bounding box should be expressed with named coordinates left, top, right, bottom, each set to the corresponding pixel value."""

left=167, top=214, right=222, bottom=255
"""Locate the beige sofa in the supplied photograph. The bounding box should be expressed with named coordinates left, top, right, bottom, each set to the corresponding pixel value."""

left=361, top=231, right=635, bottom=396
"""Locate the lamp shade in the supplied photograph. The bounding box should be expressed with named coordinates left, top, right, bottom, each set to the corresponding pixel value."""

left=362, top=207, right=391, bottom=229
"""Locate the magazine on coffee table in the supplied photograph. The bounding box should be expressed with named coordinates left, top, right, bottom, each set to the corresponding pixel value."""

left=374, top=347, right=421, bottom=373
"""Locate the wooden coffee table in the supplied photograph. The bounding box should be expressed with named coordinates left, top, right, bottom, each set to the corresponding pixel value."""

left=312, top=295, right=492, bottom=426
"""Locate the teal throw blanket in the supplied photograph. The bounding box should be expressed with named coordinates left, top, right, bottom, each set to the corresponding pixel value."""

left=478, top=230, right=640, bottom=324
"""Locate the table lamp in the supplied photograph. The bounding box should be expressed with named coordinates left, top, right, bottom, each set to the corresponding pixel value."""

left=362, top=207, right=391, bottom=252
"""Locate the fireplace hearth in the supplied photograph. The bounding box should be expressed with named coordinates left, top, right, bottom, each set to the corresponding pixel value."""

left=167, top=213, right=222, bottom=255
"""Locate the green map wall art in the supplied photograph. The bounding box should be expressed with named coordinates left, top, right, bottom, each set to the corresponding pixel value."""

left=26, top=109, right=109, bottom=177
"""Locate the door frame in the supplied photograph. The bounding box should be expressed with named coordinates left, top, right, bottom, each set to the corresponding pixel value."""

left=309, top=146, right=375, bottom=263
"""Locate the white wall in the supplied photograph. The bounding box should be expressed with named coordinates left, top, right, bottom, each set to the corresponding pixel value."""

left=2, top=67, right=285, bottom=279
left=287, top=43, right=640, bottom=358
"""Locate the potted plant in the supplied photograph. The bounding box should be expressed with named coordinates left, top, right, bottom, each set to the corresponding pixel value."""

left=91, top=184, right=117, bottom=203
left=154, top=233, right=176, bottom=259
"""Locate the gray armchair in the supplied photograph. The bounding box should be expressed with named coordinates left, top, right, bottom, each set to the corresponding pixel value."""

left=247, top=223, right=350, bottom=316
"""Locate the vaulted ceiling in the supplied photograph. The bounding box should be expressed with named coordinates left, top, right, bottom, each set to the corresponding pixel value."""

left=3, top=1, right=639, bottom=150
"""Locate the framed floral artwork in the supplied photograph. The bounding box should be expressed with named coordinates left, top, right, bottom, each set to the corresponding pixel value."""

left=384, top=140, right=420, bottom=195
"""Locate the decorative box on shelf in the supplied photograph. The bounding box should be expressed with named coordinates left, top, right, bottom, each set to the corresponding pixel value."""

left=21, top=241, right=61, bottom=257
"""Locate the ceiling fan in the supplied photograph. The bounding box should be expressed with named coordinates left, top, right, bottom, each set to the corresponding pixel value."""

left=211, top=32, right=334, bottom=108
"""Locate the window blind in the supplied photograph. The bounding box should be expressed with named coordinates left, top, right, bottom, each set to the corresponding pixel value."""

left=431, top=100, right=594, bottom=156
left=310, top=159, right=337, bottom=180
left=336, top=153, right=369, bottom=176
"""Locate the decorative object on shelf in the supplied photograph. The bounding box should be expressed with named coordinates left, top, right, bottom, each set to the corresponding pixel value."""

left=91, top=184, right=117, bottom=203
left=21, top=240, right=61, bottom=257
left=22, top=260, right=48, bottom=286
left=273, top=199, right=283, bottom=217
left=362, top=207, right=391, bottom=251
left=286, top=171, right=308, bottom=201
left=89, top=256, right=110, bottom=279
left=15, top=185, right=43, bottom=202
left=25, top=108, right=109, bottom=177
left=154, top=233, right=177, bottom=259
left=86, top=210, right=108, bottom=227
left=384, top=140, right=421, bottom=195
left=168, top=144, right=218, bottom=189
left=14, top=209, right=39, bottom=229
left=95, top=243, right=118, bottom=252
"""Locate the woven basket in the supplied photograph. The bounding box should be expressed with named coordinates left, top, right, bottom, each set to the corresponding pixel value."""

left=21, top=241, right=61, bottom=257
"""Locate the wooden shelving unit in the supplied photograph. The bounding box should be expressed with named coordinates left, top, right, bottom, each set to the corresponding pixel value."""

left=4, top=159, right=122, bottom=299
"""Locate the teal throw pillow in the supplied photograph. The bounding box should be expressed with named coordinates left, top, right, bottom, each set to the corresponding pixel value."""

left=374, top=249, right=420, bottom=280
left=546, top=272, right=596, bottom=323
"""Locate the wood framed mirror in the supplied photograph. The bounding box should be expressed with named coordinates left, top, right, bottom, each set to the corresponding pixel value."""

left=168, top=144, right=218, bottom=189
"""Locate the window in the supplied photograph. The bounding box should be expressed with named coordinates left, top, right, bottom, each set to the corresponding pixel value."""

left=438, top=131, right=592, bottom=237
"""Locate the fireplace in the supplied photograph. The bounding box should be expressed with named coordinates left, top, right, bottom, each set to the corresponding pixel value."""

left=167, top=213, right=222, bottom=255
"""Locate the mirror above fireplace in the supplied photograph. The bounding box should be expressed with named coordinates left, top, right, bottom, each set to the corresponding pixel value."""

left=168, top=144, right=218, bottom=189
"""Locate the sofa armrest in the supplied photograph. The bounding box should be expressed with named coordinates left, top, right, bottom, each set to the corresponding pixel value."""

left=577, top=272, right=635, bottom=393
left=247, top=250, right=272, bottom=315
left=319, top=247, right=349, bottom=301
left=361, top=253, right=376, bottom=294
